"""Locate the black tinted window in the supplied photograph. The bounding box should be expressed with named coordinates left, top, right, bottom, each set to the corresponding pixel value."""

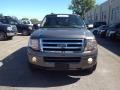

left=41, top=15, right=85, bottom=28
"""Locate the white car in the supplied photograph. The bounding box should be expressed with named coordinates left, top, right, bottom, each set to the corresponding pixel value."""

left=21, top=20, right=33, bottom=26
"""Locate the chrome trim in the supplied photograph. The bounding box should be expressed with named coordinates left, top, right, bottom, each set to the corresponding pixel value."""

left=42, top=42, right=83, bottom=44
left=43, top=46, right=82, bottom=49
left=40, top=39, right=43, bottom=51
left=41, top=38, right=84, bottom=53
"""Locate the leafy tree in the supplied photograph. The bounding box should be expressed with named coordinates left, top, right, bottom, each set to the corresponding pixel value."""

left=69, top=0, right=96, bottom=19
left=21, top=18, right=29, bottom=20
left=0, top=13, right=3, bottom=18
left=30, top=18, right=39, bottom=24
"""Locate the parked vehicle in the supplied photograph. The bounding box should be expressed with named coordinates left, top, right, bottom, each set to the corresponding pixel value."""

left=91, top=27, right=100, bottom=35
left=114, top=23, right=120, bottom=40
left=0, top=16, right=33, bottom=36
left=84, top=20, right=94, bottom=30
left=21, top=20, right=33, bottom=26
left=0, top=22, right=17, bottom=40
left=93, top=22, right=106, bottom=28
left=106, top=23, right=120, bottom=39
left=33, top=23, right=40, bottom=30
left=97, top=25, right=109, bottom=37
left=91, top=22, right=107, bottom=35
left=27, top=14, right=98, bottom=72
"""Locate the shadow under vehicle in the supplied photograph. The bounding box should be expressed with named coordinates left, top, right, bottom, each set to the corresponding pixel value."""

left=0, top=47, right=93, bottom=88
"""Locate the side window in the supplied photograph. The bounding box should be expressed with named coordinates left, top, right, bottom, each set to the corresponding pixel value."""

left=9, top=21, right=17, bottom=25
left=41, top=17, right=46, bottom=27
left=0, top=19, right=7, bottom=24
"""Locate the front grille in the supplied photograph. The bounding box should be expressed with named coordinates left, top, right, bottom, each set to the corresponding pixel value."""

left=44, top=57, right=81, bottom=63
left=40, top=39, right=84, bottom=53
left=12, top=26, right=17, bottom=32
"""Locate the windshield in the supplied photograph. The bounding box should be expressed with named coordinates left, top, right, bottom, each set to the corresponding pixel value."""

left=41, top=15, right=85, bottom=28
left=22, top=21, right=31, bottom=24
left=10, top=19, right=22, bottom=24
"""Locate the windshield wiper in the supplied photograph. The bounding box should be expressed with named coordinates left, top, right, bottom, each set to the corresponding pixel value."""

left=68, top=25, right=84, bottom=28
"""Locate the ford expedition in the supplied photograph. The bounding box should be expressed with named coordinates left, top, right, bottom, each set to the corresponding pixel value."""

left=27, top=14, right=98, bottom=72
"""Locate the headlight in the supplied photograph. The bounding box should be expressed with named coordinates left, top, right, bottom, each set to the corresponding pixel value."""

left=7, top=26, right=13, bottom=31
left=85, top=39, right=97, bottom=51
left=28, top=39, right=39, bottom=50
left=28, top=26, right=32, bottom=30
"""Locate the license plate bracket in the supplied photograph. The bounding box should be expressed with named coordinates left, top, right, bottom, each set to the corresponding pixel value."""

left=55, top=63, right=69, bottom=70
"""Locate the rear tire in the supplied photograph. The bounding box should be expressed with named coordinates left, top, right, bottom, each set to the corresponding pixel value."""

left=0, top=32, right=6, bottom=41
left=22, top=30, right=29, bottom=36
left=7, top=36, right=13, bottom=40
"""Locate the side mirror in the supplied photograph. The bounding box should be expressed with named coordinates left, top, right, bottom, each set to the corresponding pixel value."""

left=87, top=24, right=94, bottom=29
left=33, top=23, right=41, bottom=29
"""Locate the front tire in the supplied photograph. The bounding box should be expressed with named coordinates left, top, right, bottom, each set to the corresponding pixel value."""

left=22, top=30, right=29, bottom=36
left=0, top=32, right=6, bottom=41
left=7, top=36, right=13, bottom=40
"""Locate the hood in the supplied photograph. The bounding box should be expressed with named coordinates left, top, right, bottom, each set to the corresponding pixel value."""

left=31, top=28, right=94, bottom=39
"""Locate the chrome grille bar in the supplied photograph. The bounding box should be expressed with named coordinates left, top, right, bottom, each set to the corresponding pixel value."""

left=41, top=39, right=84, bottom=53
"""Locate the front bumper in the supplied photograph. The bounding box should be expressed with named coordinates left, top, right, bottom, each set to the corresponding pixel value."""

left=27, top=48, right=98, bottom=70
left=7, top=32, right=16, bottom=36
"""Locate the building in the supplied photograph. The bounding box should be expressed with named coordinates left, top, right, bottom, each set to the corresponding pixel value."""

left=85, top=0, right=120, bottom=25
left=109, top=0, right=120, bottom=24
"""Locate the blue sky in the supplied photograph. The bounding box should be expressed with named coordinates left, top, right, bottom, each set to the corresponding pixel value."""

left=0, top=0, right=107, bottom=20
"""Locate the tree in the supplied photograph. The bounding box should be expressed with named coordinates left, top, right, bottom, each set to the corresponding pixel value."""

left=21, top=18, right=29, bottom=20
left=30, top=18, right=39, bottom=24
left=0, top=13, right=3, bottom=18
left=69, top=0, right=96, bottom=19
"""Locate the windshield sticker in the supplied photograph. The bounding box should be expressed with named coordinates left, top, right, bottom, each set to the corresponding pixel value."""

left=57, top=15, right=69, bottom=17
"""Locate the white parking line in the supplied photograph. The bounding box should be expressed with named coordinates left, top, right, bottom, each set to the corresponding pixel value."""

left=0, top=62, right=3, bottom=67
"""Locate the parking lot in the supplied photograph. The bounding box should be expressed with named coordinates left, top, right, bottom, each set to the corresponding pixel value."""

left=0, top=36, right=119, bottom=90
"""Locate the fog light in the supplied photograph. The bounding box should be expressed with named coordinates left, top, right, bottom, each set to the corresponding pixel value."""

left=88, top=58, right=93, bottom=64
left=32, top=57, right=37, bottom=63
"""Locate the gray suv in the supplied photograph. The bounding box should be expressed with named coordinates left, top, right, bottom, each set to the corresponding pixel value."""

left=27, top=14, right=98, bottom=72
